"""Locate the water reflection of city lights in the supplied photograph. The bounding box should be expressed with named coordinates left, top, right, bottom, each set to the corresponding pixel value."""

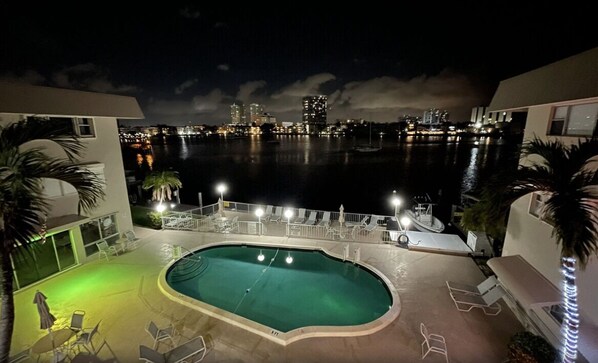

left=136, top=154, right=143, bottom=165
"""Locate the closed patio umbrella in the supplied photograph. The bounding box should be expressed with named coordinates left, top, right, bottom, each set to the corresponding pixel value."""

left=339, top=204, right=345, bottom=226
left=33, top=290, right=56, bottom=331
left=218, top=197, right=225, bottom=217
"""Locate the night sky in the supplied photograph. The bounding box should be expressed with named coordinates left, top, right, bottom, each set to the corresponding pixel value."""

left=2, top=3, right=597, bottom=125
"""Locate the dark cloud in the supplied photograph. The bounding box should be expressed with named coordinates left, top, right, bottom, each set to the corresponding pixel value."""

left=216, top=64, right=230, bottom=71
left=51, top=63, right=139, bottom=93
left=174, top=78, right=198, bottom=95
left=179, top=7, right=200, bottom=19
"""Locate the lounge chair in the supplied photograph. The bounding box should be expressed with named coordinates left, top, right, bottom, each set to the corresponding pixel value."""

left=345, top=215, right=368, bottom=228
left=269, top=207, right=282, bottom=223
left=293, top=208, right=306, bottom=223
left=450, top=285, right=505, bottom=315
left=304, top=211, right=317, bottom=225
left=362, top=215, right=383, bottom=232
left=146, top=321, right=177, bottom=350
left=318, top=211, right=331, bottom=226
left=420, top=323, right=448, bottom=362
left=446, top=275, right=498, bottom=295
left=139, top=335, right=206, bottom=363
left=263, top=205, right=273, bottom=220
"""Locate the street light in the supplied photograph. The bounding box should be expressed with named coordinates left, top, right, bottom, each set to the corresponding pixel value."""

left=255, top=208, right=264, bottom=235
left=400, top=216, right=411, bottom=231
left=391, top=190, right=402, bottom=217
left=216, top=183, right=227, bottom=201
left=284, top=209, right=293, bottom=236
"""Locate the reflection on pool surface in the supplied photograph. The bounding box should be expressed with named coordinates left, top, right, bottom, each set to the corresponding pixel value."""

left=166, top=245, right=393, bottom=333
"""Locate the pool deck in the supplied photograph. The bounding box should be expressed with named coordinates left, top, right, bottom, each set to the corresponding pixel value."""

left=11, top=226, right=523, bottom=362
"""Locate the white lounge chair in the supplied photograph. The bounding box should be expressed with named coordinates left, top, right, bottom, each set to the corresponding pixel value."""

left=304, top=211, right=317, bottom=225
left=446, top=275, right=498, bottom=295
left=139, top=335, right=206, bottom=363
left=362, top=215, right=383, bottom=232
left=345, top=216, right=368, bottom=228
left=450, top=285, right=505, bottom=315
left=293, top=208, right=306, bottom=223
left=263, top=205, right=273, bottom=220
left=269, top=207, right=282, bottom=222
left=318, top=211, right=331, bottom=226
left=95, top=240, right=119, bottom=261
left=420, top=323, right=448, bottom=362
left=124, top=230, right=140, bottom=250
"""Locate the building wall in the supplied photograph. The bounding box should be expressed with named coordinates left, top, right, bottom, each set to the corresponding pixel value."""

left=502, top=103, right=598, bottom=326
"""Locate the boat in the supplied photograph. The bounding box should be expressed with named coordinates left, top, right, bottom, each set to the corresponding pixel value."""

left=405, top=194, right=445, bottom=233
left=353, top=122, right=381, bottom=152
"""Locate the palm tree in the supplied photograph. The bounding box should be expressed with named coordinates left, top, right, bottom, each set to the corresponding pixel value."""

left=142, top=170, right=182, bottom=204
left=0, top=118, right=104, bottom=361
left=492, top=137, right=598, bottom=362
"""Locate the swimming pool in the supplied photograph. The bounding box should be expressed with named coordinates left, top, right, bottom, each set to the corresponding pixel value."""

left=159, top=243, right=400, bottom=344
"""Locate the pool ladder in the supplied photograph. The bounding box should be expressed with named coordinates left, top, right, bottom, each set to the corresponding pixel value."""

left=169, top=246, right=209, bottom=282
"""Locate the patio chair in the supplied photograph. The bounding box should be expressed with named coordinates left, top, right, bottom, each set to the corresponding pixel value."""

left=71, top=321, right=101, bottom=354
left=318, top=211, right=331, bottom=227
left=362, top=215, right=383, bottom=232
left=139, top=335, right=206, bottom=363
left=221, top=216, right=239, bottom=233
left=450, top=285, right=505, bottom=316
left=263, top=205, right=273, bottom=220
left=124, top=230, right=140, bottom=250
left=95, top=240, right=119, bottom=261
left=293, top=208, right=306, bottom=223
left=269, top=207, right=282, bottom=222
left=446, top=275, right=498, bottom=295
left=146, top=321, right=177, bottom=350
left=69, top=310, right=86, bottom=335
left=304, top=211, right=317, bottom=225
left=420, top=323, right=448, bottom=362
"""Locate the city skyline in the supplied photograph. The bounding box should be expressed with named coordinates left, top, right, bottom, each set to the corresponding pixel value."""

left=1, top=4, right=597, bottom=126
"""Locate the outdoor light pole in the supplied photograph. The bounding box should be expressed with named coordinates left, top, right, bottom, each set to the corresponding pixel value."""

left=255, top=208, right=264, bottom=236
left=216, top=183, right=227, bottom=202
left=391, top=190, right=402, bottom=218
left=284, top=209, right=293, bottom=236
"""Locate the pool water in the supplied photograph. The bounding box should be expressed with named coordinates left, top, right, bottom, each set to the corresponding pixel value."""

left=166, top=245, right=393, bottom=333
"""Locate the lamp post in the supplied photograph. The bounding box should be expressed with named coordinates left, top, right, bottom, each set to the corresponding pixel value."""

left=391, top=190, right=402, bottom=218
left=216, top=183, right=227, bottom=202
left=400, top=216, right=411, bottom=232
left=255, top=208, right=264, bottom=236
left=284, top=209, right=293, bottom=236
left=156, top=203, right=166, bottom=228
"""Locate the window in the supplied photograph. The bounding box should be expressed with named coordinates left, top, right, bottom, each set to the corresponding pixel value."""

left=529, top=192, right=548, bottom=218
left=80, top=213, right=119, bottom=256
left=549, top=103, right=598, bottom=136
left=82, top=163, right=106, bottom=189
left=74, top=118, right=95, bottom=137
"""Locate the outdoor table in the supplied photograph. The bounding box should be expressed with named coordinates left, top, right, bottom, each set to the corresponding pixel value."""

left=32, top=328, right=75, bottom=361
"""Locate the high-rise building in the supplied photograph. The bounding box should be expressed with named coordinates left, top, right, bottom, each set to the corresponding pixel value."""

left=422, top=108, right=449, bottom=124
left=249, top=103, right=264, bottom=124
left=302, top=95, right=327, bottom=133
left=230, top=102, right=246, bottom=124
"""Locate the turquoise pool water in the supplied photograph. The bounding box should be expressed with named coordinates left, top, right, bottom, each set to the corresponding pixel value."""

left=166, top=245, right=393, bottom=333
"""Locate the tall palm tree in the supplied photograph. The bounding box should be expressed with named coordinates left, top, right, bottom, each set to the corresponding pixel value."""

left=497, top=137, right=598, bottom=362
left=0, top=118, right=104, bottom=362
left=142, top=170, right=182, bottom=204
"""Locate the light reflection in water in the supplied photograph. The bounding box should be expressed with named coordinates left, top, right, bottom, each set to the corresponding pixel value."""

left=461, top=145, right=480, bottom=194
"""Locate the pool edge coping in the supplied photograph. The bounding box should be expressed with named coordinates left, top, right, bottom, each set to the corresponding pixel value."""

left=157, top=240, right=401, bottom=346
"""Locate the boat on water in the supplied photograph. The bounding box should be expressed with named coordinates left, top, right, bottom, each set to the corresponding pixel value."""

left=353, top=122, right=381, bottom=152
left=405, top=194, right=445, bottom=233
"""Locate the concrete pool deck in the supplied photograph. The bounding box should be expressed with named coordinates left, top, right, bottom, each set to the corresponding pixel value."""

left=11, top=227, right=523, bottom=362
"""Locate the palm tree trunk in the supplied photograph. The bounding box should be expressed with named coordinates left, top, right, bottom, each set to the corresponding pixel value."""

left=0, top=247, right=15, bottom=363
left=561, top=256, right=579, bottom=363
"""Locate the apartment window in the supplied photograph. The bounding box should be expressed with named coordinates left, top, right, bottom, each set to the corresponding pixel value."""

left=74, top=118, right=95, bottom=137
left=549, top=103, right=598, bottom=136
left=529, top=192, right=548, bottom=218
left=80, top=214, right=119, bottom=256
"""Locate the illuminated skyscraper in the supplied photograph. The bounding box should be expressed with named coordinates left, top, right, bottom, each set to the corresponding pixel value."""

left=302, top=95, right=327, bottom=133
left=230, top=102, right=246, bottom=124
left=249, top=103, right=264, bottom=124
left=422, top=108, right=449, bottom=124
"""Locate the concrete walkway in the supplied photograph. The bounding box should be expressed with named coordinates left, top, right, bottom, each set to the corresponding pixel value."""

left=11, top=227, right=522, bottom=362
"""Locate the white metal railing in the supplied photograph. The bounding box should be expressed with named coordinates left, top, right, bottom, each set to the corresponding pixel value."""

left=160, top=201, right=396, bottom=244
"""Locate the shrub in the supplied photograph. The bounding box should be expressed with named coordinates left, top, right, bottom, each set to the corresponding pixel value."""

left=147, top=211, right=164, bottom=229
left=507, top=331, right=557, bottom=363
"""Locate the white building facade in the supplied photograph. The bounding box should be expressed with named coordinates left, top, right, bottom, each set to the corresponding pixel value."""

left=0, top=82, right=144, bottom=289
left=487, top=47, right=598, bottom=361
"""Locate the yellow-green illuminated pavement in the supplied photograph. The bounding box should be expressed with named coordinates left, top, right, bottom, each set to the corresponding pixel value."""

left=11, top=227, right=522, bottom=362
